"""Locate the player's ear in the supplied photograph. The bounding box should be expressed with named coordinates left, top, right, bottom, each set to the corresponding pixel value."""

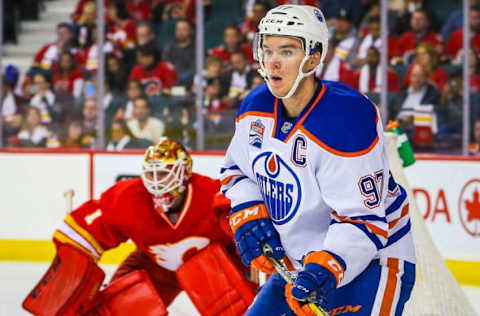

left=304, top=51, right=321, bottom=72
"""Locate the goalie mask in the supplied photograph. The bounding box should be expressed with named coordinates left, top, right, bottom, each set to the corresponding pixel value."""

left=254, top=5, right=329, bottom=99
left=141, top=138, right=193, bottom=209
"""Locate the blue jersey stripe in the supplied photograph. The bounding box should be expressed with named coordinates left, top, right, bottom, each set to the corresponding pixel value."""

left=386, top=186, right=407, bottom=215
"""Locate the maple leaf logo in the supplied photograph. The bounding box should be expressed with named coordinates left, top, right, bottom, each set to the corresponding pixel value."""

left=465, top=189, right=480, bottom=222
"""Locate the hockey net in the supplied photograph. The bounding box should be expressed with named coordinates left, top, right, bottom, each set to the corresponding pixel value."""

left=385, top=133, right=476, bottom=316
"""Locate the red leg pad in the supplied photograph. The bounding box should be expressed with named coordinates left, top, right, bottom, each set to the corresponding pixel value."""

left=22, top=244, right=105, bottom=316
left=176, top=243, right=256, bottom=316
left=87, top=270, right=167, bottom=316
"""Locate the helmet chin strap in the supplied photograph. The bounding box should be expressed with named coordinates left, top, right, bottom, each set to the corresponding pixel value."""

left=260, top=54, right=318, bottom=100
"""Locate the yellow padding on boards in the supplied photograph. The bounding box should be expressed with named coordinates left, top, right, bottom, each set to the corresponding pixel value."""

left=0, top=239, right=135, bottom=265
left=1, top=239, right=480, bottom=286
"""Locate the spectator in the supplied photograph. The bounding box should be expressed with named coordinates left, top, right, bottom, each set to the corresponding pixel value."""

left=80, top=97, right=98, bottom=147
left=62, top=120, right=83, bottom=148
left=127, top=96, right=165, bottom=142
left=126, top=0, right=152, bottom=21
left=29, top=73, right=60, bottom=125
left=240, top=1, right=270, bottom=43
left=162, top=19, right=196, bottom=87
left=470, top=48, right=480, bottom=93
left=52, top=52, right=84, bottom=99
left=2, top=66, right=27, bottom=141
left=106, top=53, right=129, bottom=94
left=353, top=47, right=401, bottom=93
left=391, top=64, right=440, bottom=145
left=222, top=50, right=257, bottom=107
left=354, top=15, right=396, bottom=67
left=204, top=77, right=232, bottom=132
left=208, top=26, right=254, bottom=66
left=106, top=119, right=153, bottom=150
left=443, top=6, right=480, bottom=64
left=106, top=0, right=137, bottom=50
left=393, top=9, right=443, bottom=64
left=441, top=0, right=478, bottom=42
left=32, top=22, right=80, bottom=70
left=114, top=80, right=144, bottom=121
left=316, top=42, right=355, bottom=87
left=404, top=43, right=448, bottom=92
left=469, top=119, right=480, bottom=155
left=72, top=0, right=109, bottom=23
left=16, top=107, right=50, bottom=147
left=76, top=1, right=97, bottom=48
left=437, top=75, right=463, bottom=139
left=84, top=24, right=120, bottom=73
left=329, top=8, right=358, bottom=66
left=129, top=45, right=178, bottom=96
left=124, top=22, right=162, bottom=69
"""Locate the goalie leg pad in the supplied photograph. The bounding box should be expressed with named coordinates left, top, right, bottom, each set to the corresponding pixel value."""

left=22, top=244, right=105, bottom=316
left=176, top=242, right=256, bottom=316
left=86, top=270, right=167, bottom=316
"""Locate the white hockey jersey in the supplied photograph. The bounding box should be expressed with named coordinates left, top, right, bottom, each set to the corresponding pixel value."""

left=221, top=81, right=416, bottom=286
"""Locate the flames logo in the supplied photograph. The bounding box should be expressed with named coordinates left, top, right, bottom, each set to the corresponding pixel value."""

left=252, top=152, right=302, bottom=225
left=458, top=179, right=480, bottom=237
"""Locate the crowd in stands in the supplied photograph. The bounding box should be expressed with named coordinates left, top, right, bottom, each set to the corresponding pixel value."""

left=2, top=0, right=480, bottom=153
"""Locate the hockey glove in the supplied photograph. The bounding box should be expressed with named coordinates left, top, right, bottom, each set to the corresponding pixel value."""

left=229, top=203, right=285, bottom=274
left=285, top=251, right=345, bottom=315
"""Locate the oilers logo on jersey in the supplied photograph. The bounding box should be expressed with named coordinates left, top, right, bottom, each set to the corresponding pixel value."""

left=252, top=152, right=301, bottom=225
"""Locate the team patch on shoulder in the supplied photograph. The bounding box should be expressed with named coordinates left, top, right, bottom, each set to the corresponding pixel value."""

left=249, top=119, right=265, bottom=148
left=252, top=152, right=302, bottom=225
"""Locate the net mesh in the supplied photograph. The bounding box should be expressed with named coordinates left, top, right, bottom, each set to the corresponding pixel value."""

left=385, top=133, right=476, bottom=316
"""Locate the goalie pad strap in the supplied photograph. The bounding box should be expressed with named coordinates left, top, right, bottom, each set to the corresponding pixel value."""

left=177, top=242, right=255, bottom=316
left=22, top=244, right=105, bottom=316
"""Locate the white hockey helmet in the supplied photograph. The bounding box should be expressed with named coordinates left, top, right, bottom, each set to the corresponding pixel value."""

left=254, top=5, right=329, bottom=99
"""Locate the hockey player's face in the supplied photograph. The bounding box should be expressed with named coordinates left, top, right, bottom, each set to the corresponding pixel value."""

left=262, top=36, right=304, bottom=97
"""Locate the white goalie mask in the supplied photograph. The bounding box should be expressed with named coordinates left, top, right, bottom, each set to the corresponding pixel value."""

left=254, top=5, right=329, bottom=99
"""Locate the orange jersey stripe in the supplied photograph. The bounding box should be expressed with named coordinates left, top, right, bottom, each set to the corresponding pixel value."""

left=229, top=203, right=269, bottom=234
left=300, top=126, right=379, bottom=158
left=65, top=214, right=104, bottom=255
left=388, top=204, right=410, bottom=229
left=271, top=98, right=279, bottom=137
left=380, top=258, right=400, bottom=316
left=235, top=111, right=275, bottom=123
left=332, top=211, right=388, bottom=239
left=221, top=175, right=235, bottom=186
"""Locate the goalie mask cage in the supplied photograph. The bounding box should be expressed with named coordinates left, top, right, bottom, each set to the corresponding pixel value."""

left=385, top=133, right=476, bottom=316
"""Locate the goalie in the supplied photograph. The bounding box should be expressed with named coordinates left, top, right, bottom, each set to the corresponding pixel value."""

left=23, top=138, right=255, bottom=316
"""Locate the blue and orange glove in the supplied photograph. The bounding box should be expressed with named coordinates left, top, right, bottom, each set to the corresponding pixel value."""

left=285, top=251, right=346, bottom=316
left=229, top=203, right=285, bottom=274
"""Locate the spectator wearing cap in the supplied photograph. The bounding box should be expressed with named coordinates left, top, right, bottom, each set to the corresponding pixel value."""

left=32, top=22, right=81, bottom=70
left=353, top=15, right=397, bottom=68
left=329, top=8, right=358, bottom=66
left=353, top=47, right=401, bottom=94
left=129, top=45, right=178, bottom=96
left=2, top=65, right=28, bottom=141
left=162, top=19, right=196, bottom=87
left=443, top=6, right=480, bottom=64
left=393, top=9, right=443, bottom=65
left=208, top=26, right=254, bottom=67
left=127, top=96, right=165, bottom=142
left=106, top=1, right=137, bottom=50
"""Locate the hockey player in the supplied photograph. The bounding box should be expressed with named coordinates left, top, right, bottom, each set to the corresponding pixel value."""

left=221, top=5, right=416, bottom=316
left=24, top=138, right=255, bottom=316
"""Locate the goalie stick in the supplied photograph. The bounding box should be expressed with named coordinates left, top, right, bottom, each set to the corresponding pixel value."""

left=262, top=244, right=329, bottom=316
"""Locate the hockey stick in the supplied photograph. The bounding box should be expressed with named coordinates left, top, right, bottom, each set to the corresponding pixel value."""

left=262, top=244, right=329, bottom=316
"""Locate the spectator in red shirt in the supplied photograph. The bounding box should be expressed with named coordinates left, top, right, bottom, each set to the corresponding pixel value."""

left=52, top=52, right=84, bottom=99
left=316, top=41, right=356, bottom=88
left=443, top=6, right=480, bottom=64
left=353, top=47, right=401, bottom=93
left=405, top=43, right=448, bottom=92
left=393, top=9, right=443, bottom=65
left=33, top=23, right=81, bottom=70
left=72, top=0, right=110, bottom=23
left=107, top=1, right=137, bottom=50
left=126, top=0, right=152, bottom=21
left=240, top=1, right=270, bottom=43
left=208, top=26, right=254, bottom=67
left=129, top=45, right=178, bottom=96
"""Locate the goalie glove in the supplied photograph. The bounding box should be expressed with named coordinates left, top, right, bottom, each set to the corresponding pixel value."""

left=229, top=203, right=285, bottom=274
left=285, top=251, right=346, bottom=315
